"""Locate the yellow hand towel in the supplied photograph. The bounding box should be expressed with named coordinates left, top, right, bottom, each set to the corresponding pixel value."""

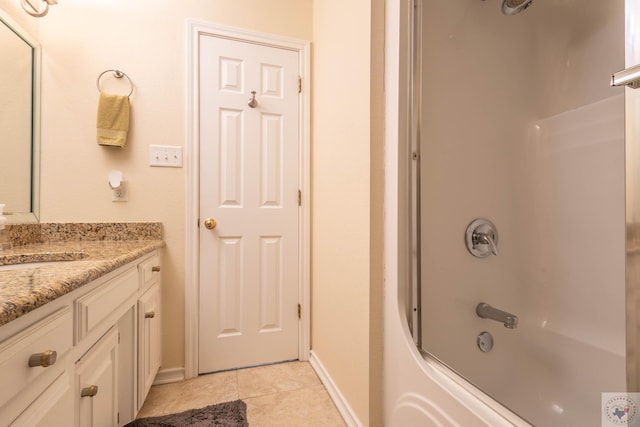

left=97, top=92, right=130, bottom=147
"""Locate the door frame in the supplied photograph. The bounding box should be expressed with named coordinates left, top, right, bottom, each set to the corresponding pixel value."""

left=185, top=20, right=311, bottom=379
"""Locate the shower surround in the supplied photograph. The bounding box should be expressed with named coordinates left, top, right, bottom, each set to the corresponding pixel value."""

left=384, top=0, right=631, bottom=426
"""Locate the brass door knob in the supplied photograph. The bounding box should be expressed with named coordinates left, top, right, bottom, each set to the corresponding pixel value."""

left=204, top=218, right=217, bottom=230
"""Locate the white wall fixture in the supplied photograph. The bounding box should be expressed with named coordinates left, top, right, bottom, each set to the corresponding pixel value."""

left=111, top=181, right=128, bottom=202
left=21, top=0, right=57, bottom=17
left=108, top=170, right=128, bottom=202
left=149, top=145, right=183, bottom=168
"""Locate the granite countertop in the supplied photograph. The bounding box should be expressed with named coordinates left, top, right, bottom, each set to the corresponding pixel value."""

left=0, top=239, right=164, bottom=326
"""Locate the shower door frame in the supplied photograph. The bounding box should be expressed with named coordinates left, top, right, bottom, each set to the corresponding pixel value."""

left=625, top=0, right=640, bottom=393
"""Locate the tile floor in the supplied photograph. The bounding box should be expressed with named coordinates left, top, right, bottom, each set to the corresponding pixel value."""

left=137, top=361, right=347, bottom=426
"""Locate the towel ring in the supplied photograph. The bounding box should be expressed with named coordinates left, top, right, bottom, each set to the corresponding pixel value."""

left=96, top=69, right=134, bottom=97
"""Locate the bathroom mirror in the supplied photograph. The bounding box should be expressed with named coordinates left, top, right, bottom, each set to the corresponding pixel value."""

left=0, top=13, right=40, bottom=224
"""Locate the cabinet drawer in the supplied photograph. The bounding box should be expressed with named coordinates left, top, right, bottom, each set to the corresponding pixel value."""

left=138, top=253, right=161, bottom=291
left=0, top=307, right=72, bottom=408
left=76, top=267, right=138, bottom=341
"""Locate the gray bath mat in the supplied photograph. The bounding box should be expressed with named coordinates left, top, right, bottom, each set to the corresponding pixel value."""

left=125, top=400, right=248, bottom=427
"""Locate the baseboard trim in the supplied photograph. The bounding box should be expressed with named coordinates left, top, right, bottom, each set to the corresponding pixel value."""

left=153, top=367, right=185, bottom=385
left=309, top=351, right=362, bottom=427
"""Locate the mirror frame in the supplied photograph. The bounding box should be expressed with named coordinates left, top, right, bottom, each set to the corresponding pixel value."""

left=0, top=8, right=40, bottom=224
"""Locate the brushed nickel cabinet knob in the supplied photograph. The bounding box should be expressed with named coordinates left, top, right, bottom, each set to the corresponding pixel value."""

left=81, top=385, right=99, bottom=398
left=28, top=350, right=57, bottom=368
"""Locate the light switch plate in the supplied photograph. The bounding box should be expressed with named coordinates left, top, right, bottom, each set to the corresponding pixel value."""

left=149, top=145, right=183, bottom=168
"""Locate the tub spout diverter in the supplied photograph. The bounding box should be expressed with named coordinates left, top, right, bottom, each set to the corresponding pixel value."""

left=476, top=302, right=518, bottom=329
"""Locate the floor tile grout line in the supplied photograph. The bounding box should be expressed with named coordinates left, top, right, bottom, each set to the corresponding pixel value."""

left=239, top=379, right=322, bottom=397
left=240, top=382, right=329, bottom=402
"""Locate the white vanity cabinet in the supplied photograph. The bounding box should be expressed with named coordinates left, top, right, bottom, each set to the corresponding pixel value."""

left=0, top=249, right=162, bottom=427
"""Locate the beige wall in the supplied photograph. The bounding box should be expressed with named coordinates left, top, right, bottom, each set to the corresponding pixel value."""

left=369, top=1, right=385, bottom=425
left=0, top=1, right=384, bottom=424
left=312, top=0, right=382, bottom=425
left=0, top=0, right=37, bottom=36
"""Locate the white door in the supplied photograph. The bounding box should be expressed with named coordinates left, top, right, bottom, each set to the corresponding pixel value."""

left=198, top=34, right=300, bottom=374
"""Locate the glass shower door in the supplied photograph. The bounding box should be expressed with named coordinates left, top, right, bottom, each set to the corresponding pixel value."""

left=416, top=1, right=628, bottom=426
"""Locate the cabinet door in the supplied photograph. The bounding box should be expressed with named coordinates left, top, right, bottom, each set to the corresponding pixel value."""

left=138, top=284, right=161, bottom=409
left=117, top=307, right=136, bottom=426
left=10, top=370, right=74, bottom=427
left=76, top=327, right=118, bottom=427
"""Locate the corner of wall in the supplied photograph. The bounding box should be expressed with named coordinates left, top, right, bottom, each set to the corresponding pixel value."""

left=309, top=351, right=363, bottom=427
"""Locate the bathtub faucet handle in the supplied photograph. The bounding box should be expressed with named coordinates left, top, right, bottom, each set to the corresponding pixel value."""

left=465, top=218, right=499, bottom=258
left=473, top=231, right=499, bottom=256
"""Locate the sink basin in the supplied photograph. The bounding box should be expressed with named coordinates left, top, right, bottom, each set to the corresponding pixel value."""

left=0, top=252, right=88, bottom=272
left=0, top=261, right=70, bottom=271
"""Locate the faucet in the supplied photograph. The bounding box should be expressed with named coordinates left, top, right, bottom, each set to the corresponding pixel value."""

left=465, top=218, right=499, bottom=258
left=472, top=231, right=499, bottom=256
left=476, top=302, right=518, bottom=329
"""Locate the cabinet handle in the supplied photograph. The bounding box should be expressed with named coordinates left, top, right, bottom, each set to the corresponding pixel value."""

left=28, top=350, right=57, bottom=368
left=145, top=311, right=156, bottom=319
left=81, top=385, right=99, bottom=398
left=151, top=266, right=160, bottom=272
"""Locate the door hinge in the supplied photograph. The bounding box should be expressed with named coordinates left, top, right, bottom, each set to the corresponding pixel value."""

left=298, top=76, right=302, bottom=93
left=197, top=218, right=200, bottom=228
left=118, top=332, right=120, bottom=344
left=298, top=189, right=302, bottom=206
left=118, top=413, right=120, bottom=423
left=298, top=304, right=301, bottom=319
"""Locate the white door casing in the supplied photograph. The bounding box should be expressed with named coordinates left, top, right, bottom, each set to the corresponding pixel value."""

left=186, top=21, right=310, bottom=378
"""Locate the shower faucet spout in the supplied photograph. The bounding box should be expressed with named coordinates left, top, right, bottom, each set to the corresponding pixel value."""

left=476, top=303, right=518, bottom=329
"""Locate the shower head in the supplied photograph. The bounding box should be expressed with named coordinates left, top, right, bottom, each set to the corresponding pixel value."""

left=501, top=0, right=534, bottom=15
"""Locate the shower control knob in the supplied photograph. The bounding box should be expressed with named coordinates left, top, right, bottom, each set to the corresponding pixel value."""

left=204, top=218, right=217, bottom=230
left=465, top=218, right=499, bottom=258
